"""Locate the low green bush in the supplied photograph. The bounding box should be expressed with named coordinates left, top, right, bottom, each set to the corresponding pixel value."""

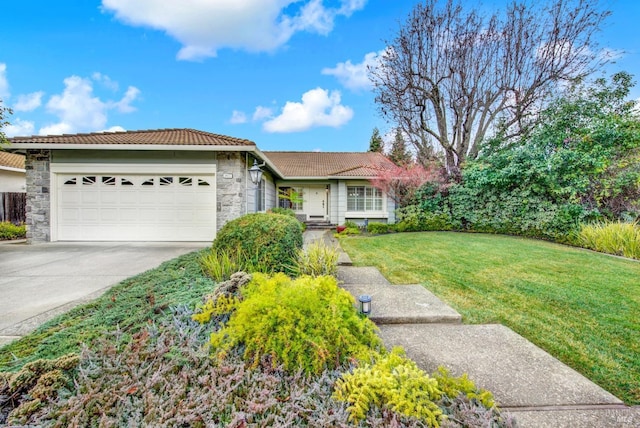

left=213, top=213, right=303, bottom=274
left=0, top=222, right=26, bottom=241
left=292, top=241, right=338, bottom=277
left=333, top=348, right=498, bottom=426
left=367, top=222, right=390, bottom=234
left=395, top=207, right=454, bottom=233
left=268, top=207, right=296, bottom=218
left=579, top=221, right=640, bottom=259
left=203, top=273, right=382, bottom=376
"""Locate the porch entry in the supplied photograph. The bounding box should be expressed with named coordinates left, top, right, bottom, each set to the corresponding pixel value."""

left=278, top=185, right=328, bottom=221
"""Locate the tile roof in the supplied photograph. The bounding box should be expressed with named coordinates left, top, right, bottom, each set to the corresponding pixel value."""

left=0, top=151, right=25, bottom=170
left=263, top=151, right=395, bottom=178
left=8, top=128, right=256, bottom=147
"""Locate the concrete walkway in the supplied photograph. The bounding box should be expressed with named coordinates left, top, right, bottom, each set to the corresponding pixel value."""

left=305, top=230, right=640, bottom=428
left=0, top=241, right=208, bottom=346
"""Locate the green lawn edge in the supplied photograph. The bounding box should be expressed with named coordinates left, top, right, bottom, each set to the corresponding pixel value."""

left=340, top=231, right=640, bottom=405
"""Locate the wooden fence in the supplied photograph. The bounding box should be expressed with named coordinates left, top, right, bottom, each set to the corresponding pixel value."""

left=0, top=192, right=26, bottom=224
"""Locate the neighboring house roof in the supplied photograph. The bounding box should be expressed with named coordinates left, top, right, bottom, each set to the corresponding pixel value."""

left=0, top=151, right=26, bottom=171
left=7, top=128, right=256, bottom=149
left=263, top=151, right=395, bottom=179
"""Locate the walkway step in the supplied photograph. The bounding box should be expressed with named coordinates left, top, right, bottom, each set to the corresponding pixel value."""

left=337, top=266, right=390, bottom=285
left=507, top=406, right=640, bottom=428
left=341, top=283, right=462, bottom=324
left=378, top=324, right=623, bottom=410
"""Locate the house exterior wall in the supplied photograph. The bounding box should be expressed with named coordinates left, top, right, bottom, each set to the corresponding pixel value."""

left=25, top=150, right=51, bottom=243
left=0, top=169, right=26, bottom=192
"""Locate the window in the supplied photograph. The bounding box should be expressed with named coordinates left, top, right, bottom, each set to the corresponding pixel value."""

left=159, top=177, right=173, bottom=186
left=347, top=186, right=383, bottom=212
left=102, top=176, right=116, bottom=186
left=82, top=176, right=96, bottom=185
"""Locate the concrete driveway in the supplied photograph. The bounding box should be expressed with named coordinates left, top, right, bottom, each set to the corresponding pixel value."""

left=0, top=241, right=208, bottom=346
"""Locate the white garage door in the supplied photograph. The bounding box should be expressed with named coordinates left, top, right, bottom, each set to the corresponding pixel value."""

left=55, top=171, right=216, bottom=241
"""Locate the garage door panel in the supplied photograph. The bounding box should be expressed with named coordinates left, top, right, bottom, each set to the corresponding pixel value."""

left=56, top=172, right=216, bottom=241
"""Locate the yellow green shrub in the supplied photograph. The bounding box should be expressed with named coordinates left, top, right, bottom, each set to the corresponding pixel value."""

left=333, top=348, right=495, bottom=427
left=208, top=273, right=382, bottom=375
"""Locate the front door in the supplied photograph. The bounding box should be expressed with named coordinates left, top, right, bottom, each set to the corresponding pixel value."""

left=305, top=186, right=327, bottom=220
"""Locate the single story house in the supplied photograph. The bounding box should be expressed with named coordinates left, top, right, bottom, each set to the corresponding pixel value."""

left=7, top=128, right=396, bottom=243
left=0, top=151, right=26, bottom=193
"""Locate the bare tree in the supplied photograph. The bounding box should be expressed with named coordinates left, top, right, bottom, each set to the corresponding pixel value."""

left=370, top=0, right=610, bottom=175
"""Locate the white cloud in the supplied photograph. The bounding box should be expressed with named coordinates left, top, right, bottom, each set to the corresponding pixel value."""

left=229, top=110, right=248, bottom=124
left=252, top=106, right=274, bottom=121
left=0, top=63, right=9, bottom=99
left=111, top=86, right=141, bottom=113
left=39, top=75, right=140, bottom=135
left=101, top=126, right=127, bottom=133
left=322, top=50, right=382, bottom=91
left=13, top=92, right=44, bottom=112
left=263, top=87, right=353, bottom=133
left=92, top=72, right=120, bottom=91
left=101, top=0, right=367, bottom=60
left=4, top=118, right=35, bottom=137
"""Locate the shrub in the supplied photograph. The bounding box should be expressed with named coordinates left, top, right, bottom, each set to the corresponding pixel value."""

left=0, top=222, right=26, bottom=241
left=395, top=206, right=454, bottom=233
left=333, top=348, right=498, bottom=427
left=213, top=213, right=303, bottom=274
left=579, top=221, right=640, bottom=259
left=344, top=220, right=360, bottom=229
left=268, top=207, right=296, bottom=218
left=205, top=273, right=382, bottom=376
left=26, top=309, right=430, bottom=427
left=367, top=222, right=390, bottom=234
left=292, top=241, right=338, bottom=277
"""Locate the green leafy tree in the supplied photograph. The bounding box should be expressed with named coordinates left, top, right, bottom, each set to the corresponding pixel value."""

left=368, top=127, right=383, bottom=152
left=446, top=72, right=640, bottom=238
left=388, top=128, right=412, bottom=165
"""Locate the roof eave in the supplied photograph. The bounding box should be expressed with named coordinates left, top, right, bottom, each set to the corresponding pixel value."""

left=0, top=165, right=26, bottom=173
left=5, top=143, right=256, bottom=152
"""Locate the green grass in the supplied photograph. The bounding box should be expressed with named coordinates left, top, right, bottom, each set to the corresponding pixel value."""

left=0, top=249, right=215, bottom=371
left=339, top=232, right=640, bottom=405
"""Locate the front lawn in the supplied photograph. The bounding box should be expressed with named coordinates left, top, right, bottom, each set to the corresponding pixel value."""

left=339, top=232, right=640, bottom=405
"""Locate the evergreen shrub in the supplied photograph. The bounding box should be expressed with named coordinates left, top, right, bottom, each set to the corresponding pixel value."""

left=333, top=348, right=498, bottom=427
left=213, top=213, right=303, bottom=274
left=203, top=273, right=382, bottom=375
left=367, top=222, right=390, bottom=234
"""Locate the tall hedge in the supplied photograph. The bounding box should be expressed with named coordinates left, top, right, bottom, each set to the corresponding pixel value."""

left=213, top=213, right=303, bottom=273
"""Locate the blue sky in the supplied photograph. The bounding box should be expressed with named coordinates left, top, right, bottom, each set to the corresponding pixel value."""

left=1, top=0, right=638, bottom=152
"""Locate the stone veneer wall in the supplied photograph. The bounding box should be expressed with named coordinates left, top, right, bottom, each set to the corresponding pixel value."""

left=216, top=152, right=246, bottom=230
left=25, top=149, right=51, bottom=243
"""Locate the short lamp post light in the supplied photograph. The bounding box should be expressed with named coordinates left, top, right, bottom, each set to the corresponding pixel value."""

left=358, top=294, right=372, bottom=316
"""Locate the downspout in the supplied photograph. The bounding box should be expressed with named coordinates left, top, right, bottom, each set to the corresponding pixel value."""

left=245, top=152, right=249, bottom=215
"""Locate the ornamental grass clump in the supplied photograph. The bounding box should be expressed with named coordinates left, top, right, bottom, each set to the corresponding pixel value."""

left=579, top=221, right=640, bottom=259
left=200, top=273, right=382, bottom=376
left=292, top=241, right=339, bottom=277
